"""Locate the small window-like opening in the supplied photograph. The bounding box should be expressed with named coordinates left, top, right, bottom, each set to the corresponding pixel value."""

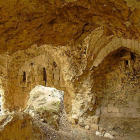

left=125, top=60, right=129, bottom=68
left=53, top=62, right=57, bottom=67
left=43, top=68, right=47, bottom=85
left=23, top=71, right=26, bottom=82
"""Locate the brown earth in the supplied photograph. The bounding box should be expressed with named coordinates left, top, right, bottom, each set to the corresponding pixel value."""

left=0, top=112, right=109, bottom=140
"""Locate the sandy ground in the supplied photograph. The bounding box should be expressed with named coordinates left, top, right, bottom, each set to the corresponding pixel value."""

left=33, top=110, right=140, bottom=140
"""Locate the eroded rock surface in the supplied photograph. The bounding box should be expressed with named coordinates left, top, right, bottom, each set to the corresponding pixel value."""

left=0, top=112, right=44, bottom=140
left=0, top=17, right=140, bottom=139
left=1, top=0, right=140, bottom=54
left=25, top=85, right=64, bottom=129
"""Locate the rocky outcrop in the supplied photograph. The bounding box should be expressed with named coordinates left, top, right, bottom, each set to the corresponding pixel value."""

left=1, top=1, right=140, bottom=140
left=1, top=0, right=140, bottom=54
left=0, top=112, right=44, bottom=140
left=25, top=85, right=64, bottom=129
left=1, top=29, right=140, bottom=126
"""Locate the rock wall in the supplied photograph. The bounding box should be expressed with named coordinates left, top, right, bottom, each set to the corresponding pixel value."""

left=0, top=54, right=8, bottom=114
left=0, top=112, right=46, bottom=140
left=18, top=54, right=66, bottom=112
left=1, top=0, right=140, bottom=55
left=2, top=45, right=67, bottom=113
left=18, top=54, right=65, bottom=89
left=2, top=42, right=87, bottom=114
left=92, top=48, right=140, bottom=118
left=0, top=28, right=140, bottom=127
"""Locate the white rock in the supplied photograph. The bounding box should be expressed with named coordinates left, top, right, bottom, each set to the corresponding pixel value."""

left=29, top=85, right=64, bottom=102
left=85, top=125, right=90, bottom=130
left=72, top=114, right=79, bottom=119
left=40, top=119, right=44, bottom=122
left=104, top=133, right=113, bottom=139
left=26, top=85, right=64, bottom=129
left=29, top=110, right=35, bottom=117
left=95, top=131, right=102, bottom=137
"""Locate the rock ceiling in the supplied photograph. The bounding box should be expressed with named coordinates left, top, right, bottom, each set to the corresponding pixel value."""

left=0, top=0, right=140, bottom=54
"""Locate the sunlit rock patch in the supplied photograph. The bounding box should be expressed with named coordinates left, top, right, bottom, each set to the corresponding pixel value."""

left=25, top=85, right=64, bottom=130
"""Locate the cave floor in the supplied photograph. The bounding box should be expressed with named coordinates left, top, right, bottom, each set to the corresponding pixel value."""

left=34, top=112, right=140, bottom=140
left=30, top=109, right=109, bottom=140
left=33, top=113, right=109, bottom=140
left=33, top=110, right=139, bottom=140
left=99, top=116, right=140, bottom=140
left=0, top=111, right=139, bottom=139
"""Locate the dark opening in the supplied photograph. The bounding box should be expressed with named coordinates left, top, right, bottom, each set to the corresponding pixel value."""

left=43, top=68, right=47, bottom=85
left=53, top=62, right=57, bottom=67
left=23, top=71, right=26, bottom=82
left=125, top=60, right=129, bottom=67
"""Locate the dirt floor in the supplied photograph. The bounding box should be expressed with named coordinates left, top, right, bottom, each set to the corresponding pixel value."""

left=0, top=110, right=140, bottom=140
left=33, top=110, right=109, bottom=140
left=34, top=110, right=140, bottom=140
left=98, top=116, right=140, bottom=140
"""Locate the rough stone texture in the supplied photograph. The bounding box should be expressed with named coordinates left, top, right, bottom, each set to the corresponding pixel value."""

left=0, top=111, right=111, bottom=140
left=91, top=124, right=99, bottom=131
left=0, top=26, right=139, bottom=140
left=1, top=39, right=88, bottom=114
left=1, top=30, right=140, bottom=126
left=79, top=115, right=100, bottom=129
left=1, top=1, right=140, bottom=54
left=1, top=1, right=140, bottom=139
left=25, top=85, right=64, bottom=129
left=92, top=48, right=140, bottom=118
left=0, top=112, right=45, bottom=140
left=104, top=133, right=113, bottom=139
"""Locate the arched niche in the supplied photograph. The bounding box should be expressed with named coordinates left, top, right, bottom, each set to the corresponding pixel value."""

left=92, top=47, right=140, bottom=119
left=17, top=55, right=66, bottom=111
left=91, top=37, right=140, bottom=69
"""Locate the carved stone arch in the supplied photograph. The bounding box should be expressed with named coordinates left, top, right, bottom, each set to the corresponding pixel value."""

left=91, top=37, right=140, bottom=68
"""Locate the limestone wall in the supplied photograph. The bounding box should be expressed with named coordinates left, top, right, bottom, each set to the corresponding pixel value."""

left=92, top=48, right=140, bottom=118
left=1, top=28, right=140, bottom=123
left=1, top=42, right=87, bottom=114
left=3, top=47, right=68, bottom=112
left=18, top=54, right=66, bottom=109
left=18, top=54, right=65, bottom=90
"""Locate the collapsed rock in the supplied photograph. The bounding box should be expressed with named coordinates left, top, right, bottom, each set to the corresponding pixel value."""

left=25, top=85, right=64, bottom=130
left=104, top=133, right=113, bottom=139
left=95, top=131, right=113, bottom=139
left=0, top=113, right=35, bottom=140
left=78, top=115, right=100, bottom=130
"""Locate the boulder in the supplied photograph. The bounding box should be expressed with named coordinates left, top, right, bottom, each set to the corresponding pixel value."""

left=25, top=85, right=64, bottom=129
left=104, top=133, right=113, bottom=139
left=0, top=112, right=47, bottom=140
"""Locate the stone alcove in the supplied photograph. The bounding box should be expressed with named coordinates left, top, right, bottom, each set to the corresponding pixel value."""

left=17, top=54, right=66, bottom=111
left=92, top=47, right=140, bottom=118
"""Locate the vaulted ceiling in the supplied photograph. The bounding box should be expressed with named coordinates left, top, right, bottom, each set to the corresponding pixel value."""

left=1, top=0, right=140, bottom=54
